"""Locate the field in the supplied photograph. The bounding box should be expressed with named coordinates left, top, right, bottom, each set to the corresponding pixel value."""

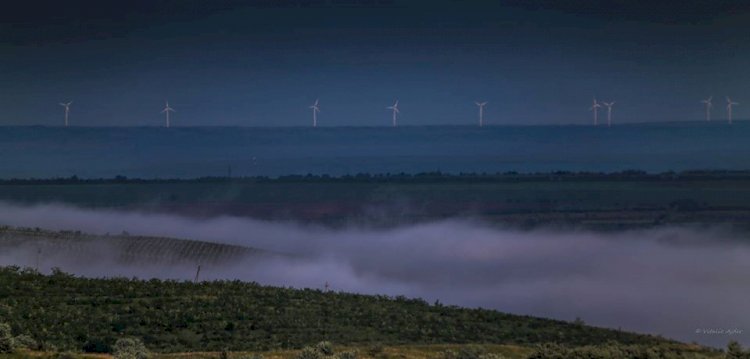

left=2, top=172, right=750, bottom=229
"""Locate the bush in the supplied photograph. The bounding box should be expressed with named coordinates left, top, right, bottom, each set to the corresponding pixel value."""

left=113, top=338, right=149, bottom=359
left=0, top=323, right=13, bottom=353
left=82, top=337, right=113, bottom=353
left=297, top=346, right=323, bottom=359
left=12, top=334, right=37, bottom=350
left=316, top=341, right=334, bottom=356
left=297, top=341, right=342, bottom=359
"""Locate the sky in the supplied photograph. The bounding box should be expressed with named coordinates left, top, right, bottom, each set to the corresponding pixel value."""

left=2, top=0, right=750, bottom=127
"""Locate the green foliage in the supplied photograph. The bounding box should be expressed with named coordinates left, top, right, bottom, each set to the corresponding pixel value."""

left=11, top=334, right=37, bottom=350
left=0, top=323, right=13, bottom=353
left=296, top=346, right=324, bottom=359
left=316, top=341, right=334, bottom=356
left=113, top=338, right=149, bottom=359
left=0, top=267, right=685, bottom=353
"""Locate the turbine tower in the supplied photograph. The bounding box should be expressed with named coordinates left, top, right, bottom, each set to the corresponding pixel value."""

left=161, top=101, right=175, bottom=128
left=701, top=96, right=713, bottom=121
left=726, top=97, right=738, bottom=125
left=602, top=101, right=615, bottom=127
left=590, top=98, right=602, bottom=126
left=59, top=101, right=72, bottom=127
left=386, top=100, right=400, bottom=127
left=309, top=99, right=320, bottom=127
left=475, top=101, right=488, bottom=127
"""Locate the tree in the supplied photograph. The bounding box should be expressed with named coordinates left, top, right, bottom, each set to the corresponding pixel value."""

left=113, top=338, right=149, bottom=359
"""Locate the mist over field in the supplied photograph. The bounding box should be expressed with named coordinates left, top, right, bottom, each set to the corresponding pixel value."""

left=1, top=202, right=748, bottom=347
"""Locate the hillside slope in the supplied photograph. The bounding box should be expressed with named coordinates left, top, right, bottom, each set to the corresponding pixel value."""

left=0, top=266, right=680, bottom=354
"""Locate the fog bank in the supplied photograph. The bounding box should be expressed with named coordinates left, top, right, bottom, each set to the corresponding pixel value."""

left=1, top=202, right=748, bottom=347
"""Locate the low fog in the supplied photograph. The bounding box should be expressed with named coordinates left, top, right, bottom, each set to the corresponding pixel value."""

left=1, top=202, right=748, bottom=347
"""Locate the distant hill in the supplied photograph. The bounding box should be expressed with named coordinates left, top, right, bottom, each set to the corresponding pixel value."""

left=1, top=123, right=750, bottom=178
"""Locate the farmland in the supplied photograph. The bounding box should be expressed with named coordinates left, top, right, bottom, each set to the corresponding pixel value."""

left=2, top=172, right=750, bottom=229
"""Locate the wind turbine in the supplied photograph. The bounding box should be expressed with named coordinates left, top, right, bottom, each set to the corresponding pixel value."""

left=726, top=97, right=738, bottom=125
left=475, top=101, right=488, bottom=127
left=701, top=96, right=713, bottom=121
left=309, top=99, right=320, bottom=127
left=59, top=101, right=72, bottom=127
left=386, top=100, right=400, bottom=127
left=161, top=101, right=175, bottom=128
left=590, top=98, right=602, bottom=126
left=602, top=101, right=615, bottom=127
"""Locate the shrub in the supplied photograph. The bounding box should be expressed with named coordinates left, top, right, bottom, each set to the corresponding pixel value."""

left=0, top=323, right=13, bottom=353
left=113, top=338, right=149, bottom=359
left=12, top=334, right=37, bottom=350
left=297, top=346, right=323, bottom=359
left=82, top=337, right=113, bottom=353
left=316, top=341, right=334, bottom=356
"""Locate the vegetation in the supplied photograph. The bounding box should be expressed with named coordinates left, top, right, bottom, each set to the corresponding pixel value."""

left=0, top=266, right=681, bottom=354
left=0, top=323, right=12, bottom=353
left=113, top=338, right=149, bottom=359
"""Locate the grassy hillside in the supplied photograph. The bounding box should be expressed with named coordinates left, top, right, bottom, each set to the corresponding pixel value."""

left=0, top=266, right=680, bottom=354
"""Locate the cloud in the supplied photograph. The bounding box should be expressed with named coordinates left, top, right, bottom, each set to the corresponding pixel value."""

left=0, top=202, right=748, bottom=347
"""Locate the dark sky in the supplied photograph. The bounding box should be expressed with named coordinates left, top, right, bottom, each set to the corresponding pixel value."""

left=2, top=0, right=750, bottom=127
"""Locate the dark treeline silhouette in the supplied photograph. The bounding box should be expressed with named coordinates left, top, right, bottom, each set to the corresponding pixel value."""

left=3, top=170, right=750, bottom=185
